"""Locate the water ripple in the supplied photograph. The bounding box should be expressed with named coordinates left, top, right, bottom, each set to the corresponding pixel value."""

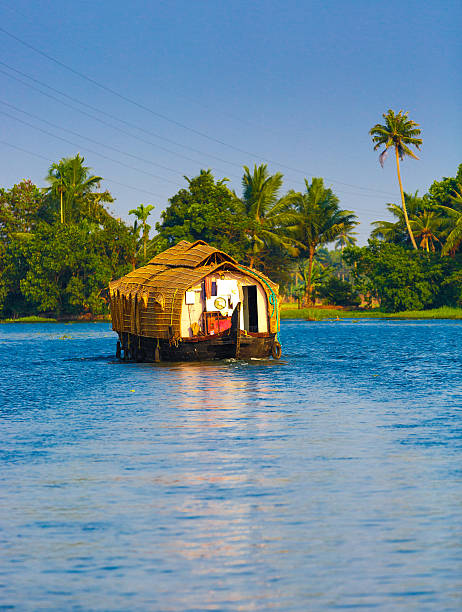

left=0, top=320, right=461, bottom=610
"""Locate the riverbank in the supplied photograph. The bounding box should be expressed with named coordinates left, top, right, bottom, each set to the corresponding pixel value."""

left=280, top=304, right=462, bottom=320
left=2, top=307, right=462, bottom=323
left=0, top=315, right=111, bottom=324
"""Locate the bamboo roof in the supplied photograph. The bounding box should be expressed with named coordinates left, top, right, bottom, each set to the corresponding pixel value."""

left=109, top=240, right=279, bottom=338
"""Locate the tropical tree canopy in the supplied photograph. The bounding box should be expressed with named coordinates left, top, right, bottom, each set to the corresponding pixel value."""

left=335, top=228, right=357, bottom=251
left=233, top=164, right=299, bottom=268
left=44, top=153, right=112, bottom=224
left=0, top=154, right=137, bottom=318
left=292, top=177, right=358, bottom=304
left=370, top=109, right=422, bottom=162
left=0, top=180, right=45, bottom=239
left=439, top=184, right=462, bottom=255
left=155, top=169, right=246, bottom=262
left=426, top=164, right=462, bottom=209
left=345, top=241, right=462, bottom=312
left=409, top=211, right=441, bottom=252
left=371, top=191, right=427, bottom=246
left=2, top=152, right=462, bottom=317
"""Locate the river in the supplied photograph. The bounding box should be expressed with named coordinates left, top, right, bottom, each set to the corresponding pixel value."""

left=1, top=320, right=461, bottom=610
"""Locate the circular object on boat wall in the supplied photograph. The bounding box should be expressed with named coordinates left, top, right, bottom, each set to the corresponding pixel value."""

left=214, top=297, right=227, bottom=310
left=272, top=341, right=282, bottom=360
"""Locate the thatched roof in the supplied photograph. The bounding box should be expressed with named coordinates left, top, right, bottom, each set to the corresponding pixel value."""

left=109, top=240, right=279, bottom=338
left=149, top=239, right=237, bottom=268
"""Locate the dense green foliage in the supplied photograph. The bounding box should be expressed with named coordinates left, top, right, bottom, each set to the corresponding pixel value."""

left=0, top=156, right=136, bottom=317
left=317, top=277, right=361, bottom=307
left=155, top=170, right=247, bottom=262
left=426, top=164, right=462, bottom=208
left=291, top=178, right=358, bottom=304
left=370, top=165, right=462, bottom=256
left=344, top=242, right=462, bottom=312
left=1, top=147, right=461, bottom=318
left=232, top=164, right=299, bottom=267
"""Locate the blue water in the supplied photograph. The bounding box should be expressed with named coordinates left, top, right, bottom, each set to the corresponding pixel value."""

left=1, top=320, right=461, bottom=611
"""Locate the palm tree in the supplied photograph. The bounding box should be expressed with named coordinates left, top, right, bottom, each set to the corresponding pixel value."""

left=46, top=162, right=65, bottom=224
left=370, top=110, right=422, bottom=249
left=439, top=184, right=462, bottom=255
left=335, top=228, right=358, bottom=251
left=293, top=258, right=331, bottom=308
left=292, top=177, right=358, bottom=305
left=371, top=191, right=426, bottom=246
left=233, top=164, right=298, bottom=268
left=370, top=210, right=404, bottom=243
left=45, top=154, right=105, bottom=224
left=409, top=211, right=441, bottom=252
left=129, top=203, right=155, bottom=260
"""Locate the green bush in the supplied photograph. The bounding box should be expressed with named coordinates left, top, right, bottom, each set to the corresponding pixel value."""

left=317, top=277, right=361, bottom=307
left=344, top=241, right=462, bottom=312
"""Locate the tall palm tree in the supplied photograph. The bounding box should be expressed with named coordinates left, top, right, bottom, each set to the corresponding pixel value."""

left=292, top=177, right=358, bottom=305
left=45, top=154, right=105, bottom=224
left=233, top=164, right=298, bottom=268
left=129, top=203, right=155, bottom=260
left=370, top=109, right=422, bottom=249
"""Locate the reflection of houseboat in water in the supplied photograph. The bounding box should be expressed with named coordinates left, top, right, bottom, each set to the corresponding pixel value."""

left=109, top=240, right=282, bottom=362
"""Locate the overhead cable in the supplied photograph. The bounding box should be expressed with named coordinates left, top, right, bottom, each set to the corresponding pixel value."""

left=0, top=27, right=398, bottom=197
left=0, top=109, right=180, bottom=185
left=0, top=139, right=168, bottom=199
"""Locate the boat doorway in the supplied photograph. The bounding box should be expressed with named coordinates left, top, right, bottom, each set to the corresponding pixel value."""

left=243, top=285, right=259, bottom=332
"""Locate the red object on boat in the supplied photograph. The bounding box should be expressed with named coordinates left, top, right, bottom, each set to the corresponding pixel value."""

left=215, top=318, right=231, bottom=333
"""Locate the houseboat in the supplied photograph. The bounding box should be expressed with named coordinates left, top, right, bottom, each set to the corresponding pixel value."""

left=108, top=240, right=282, bottom=362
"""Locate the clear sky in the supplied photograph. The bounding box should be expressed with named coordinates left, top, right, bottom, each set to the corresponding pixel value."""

left=1, top=0, right=460, bottom=243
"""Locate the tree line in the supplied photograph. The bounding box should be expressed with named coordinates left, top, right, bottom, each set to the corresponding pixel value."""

left=1, top=110, right=461, bottom=317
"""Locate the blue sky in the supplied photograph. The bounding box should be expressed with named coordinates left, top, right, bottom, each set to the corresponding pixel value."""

left=1, top=0, right=460, bottom=242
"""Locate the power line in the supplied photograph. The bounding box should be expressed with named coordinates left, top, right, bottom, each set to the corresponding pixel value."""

left=0, top=0, right=384, bottom=170
left=0, top=27, right=399, bottom=197
left=0, top=28, right=261, bottom=153
left=0, top=62, right=242, bottom=179
left=0, top=98, right=191, bottom=178
left=0, top=139, right=50, bottom=162
left=0, top=140, right=391, bottom=220
left=0, top=136, right=393, bottom=216
left=0, top=65, right=396, bottom=205
left=1, top=109, right=180, bottom=185
left=0, top=139, right=168, bottom=199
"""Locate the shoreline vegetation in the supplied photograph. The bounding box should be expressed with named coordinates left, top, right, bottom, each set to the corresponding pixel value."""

left=1, top=145, right=461, bottom=321
left=279, top=304, right=462, bottom=320
left=2, top=306, right=462, bottom=324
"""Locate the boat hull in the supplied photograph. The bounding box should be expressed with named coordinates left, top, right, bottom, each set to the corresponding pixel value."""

left=116, top=331, right=280, bottom=362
